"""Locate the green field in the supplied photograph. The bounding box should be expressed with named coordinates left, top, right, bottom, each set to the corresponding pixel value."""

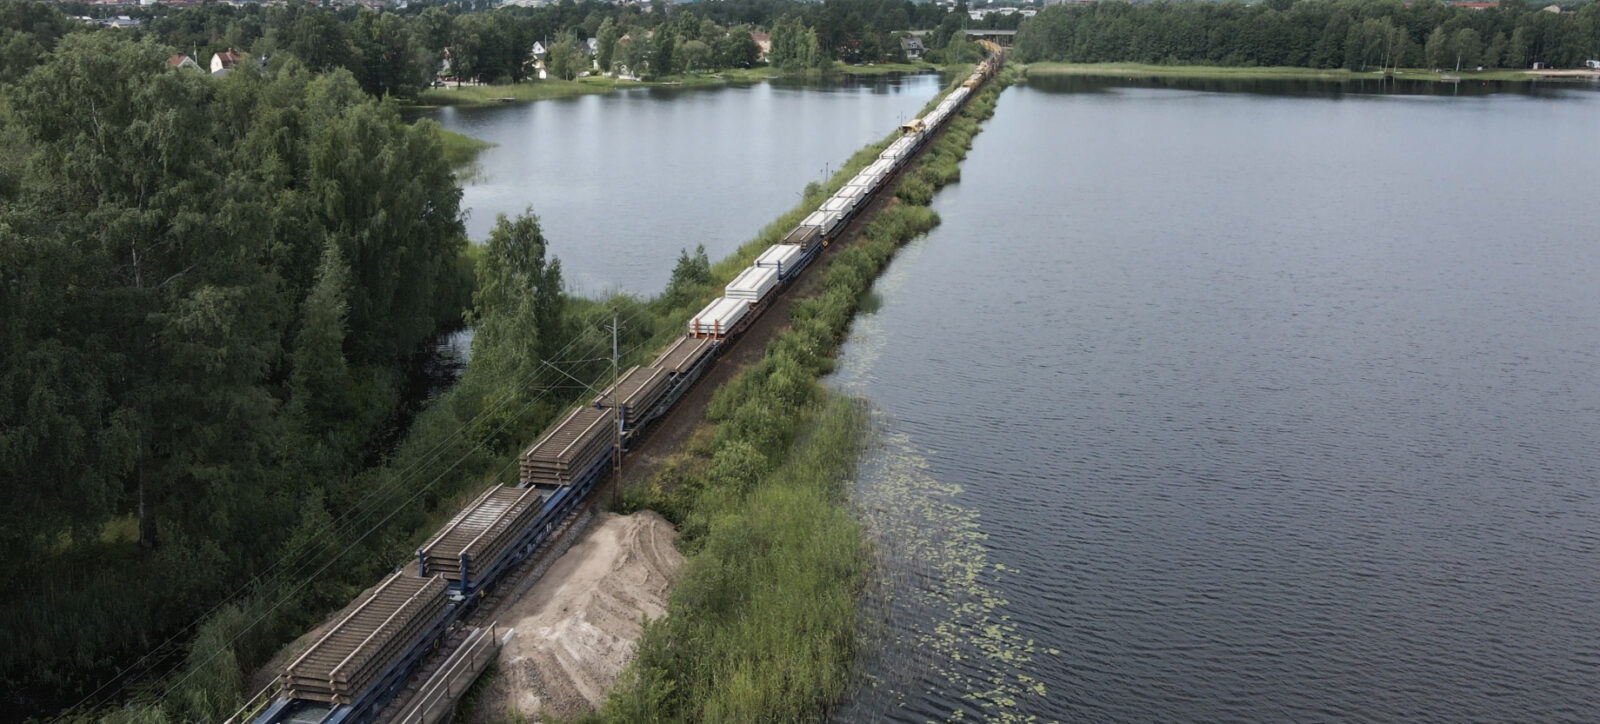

left=1023, top=62, right=1543, bottom=83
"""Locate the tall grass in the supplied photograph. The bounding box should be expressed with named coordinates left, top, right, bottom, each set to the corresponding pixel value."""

left=598, top=63, right=1017, bottom=722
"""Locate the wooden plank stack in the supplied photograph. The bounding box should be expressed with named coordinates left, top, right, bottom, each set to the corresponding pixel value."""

left=594, top=365, right=671, bottom=429
left=416, top=486, right=545, bottom=585
left=283, top=573, right=449, bottom=704
left=519, top=405, right=616, bottom=487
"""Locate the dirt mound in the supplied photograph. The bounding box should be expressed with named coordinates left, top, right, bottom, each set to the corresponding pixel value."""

left=474, top=510, right=683, bottom=721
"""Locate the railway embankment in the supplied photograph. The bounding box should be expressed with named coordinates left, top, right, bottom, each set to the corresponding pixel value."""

left=589, top=62, right=1019, bottom=721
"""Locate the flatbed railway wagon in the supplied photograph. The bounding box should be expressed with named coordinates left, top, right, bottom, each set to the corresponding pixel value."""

left=780, top=218, right=826, bottom=256
left=255, top=574, right=454, bottom=724
left=416, top=485, right=555, bottom=597
left=754, top=243, right=809, bottom=282
left=799, top=208, right=847, bottom=245
left=519, top=405, right=618, bottom=490
left=594, top=364, right=672, bottom=438
left=649, top=335, right=719, bottom=415
left=688, top=296, right=752, bottom=339
left=725, top=264, right=782, bottom=322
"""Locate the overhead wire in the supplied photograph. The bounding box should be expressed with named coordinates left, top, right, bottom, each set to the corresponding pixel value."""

left=59, top=305, right=666, bottom=719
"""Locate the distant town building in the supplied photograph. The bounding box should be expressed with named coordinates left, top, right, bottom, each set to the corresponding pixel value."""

left=749, top=30, right=772, bottom=63
left=899, top=36, right=925, bottom=60
left=210, top=49, right=245, bottom=76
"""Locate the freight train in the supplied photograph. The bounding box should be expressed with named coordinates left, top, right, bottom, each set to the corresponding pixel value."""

left=242, top=51, right=1003, bottom=724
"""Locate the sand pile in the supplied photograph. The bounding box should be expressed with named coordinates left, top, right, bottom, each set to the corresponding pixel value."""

left=476, top=510, right=683, bottom=721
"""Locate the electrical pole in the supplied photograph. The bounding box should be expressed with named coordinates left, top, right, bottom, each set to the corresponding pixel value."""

left=610, top=309, right=621, bottom=505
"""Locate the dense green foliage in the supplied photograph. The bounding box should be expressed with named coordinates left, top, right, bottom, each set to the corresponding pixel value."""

left=13, top=0, right=982, bottom=92
left=1016, top=0, right=1600, bottom=71
left=599, top=64, right=1014, bottom=722
left=0, top=30, right=475, bottom=716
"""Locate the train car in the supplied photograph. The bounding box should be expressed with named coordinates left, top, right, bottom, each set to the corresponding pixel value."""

left=800, top=208, right=847, bottom=243
left=754, top=243, right=808, bottom=282
left=879, top=135, right=916, bottom=162
left=255, top=574, right=455, bottom=724
left=688, top=296, right=751, bottom=339
left=726, top=265, right=781, bottom=305
left=519, top=405, right=618, bottom=489
left=594, top=365, right=672, bottom=435
left=648, top=335, right=718, bottom=414
left=417, top=485, right=559, bottom=597
left=824, top=184, right=869, bottom=216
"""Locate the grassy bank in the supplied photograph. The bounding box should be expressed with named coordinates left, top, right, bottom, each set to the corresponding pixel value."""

left=437, top=128, right=493, bottom=170
left=1024, top=61, right=1542, bottom=83
left=597, top=63, right=1017, bottom=721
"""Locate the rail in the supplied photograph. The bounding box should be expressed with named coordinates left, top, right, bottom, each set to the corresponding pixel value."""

left=391, top=623, right=511, bottom=724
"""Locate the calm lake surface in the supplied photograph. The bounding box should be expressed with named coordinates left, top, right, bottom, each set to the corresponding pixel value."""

left=425, top=74, right=942, bottom=295
left=831, top=77, right=1600, bottom=722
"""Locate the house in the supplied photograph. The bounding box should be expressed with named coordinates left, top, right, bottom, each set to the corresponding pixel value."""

left=210, top=49, right=245, bottom=76
left=167, top=54, right=200, bottom=71
left=899, top=36, right=925, bottom=60
left=749, top=31, right=772, bottom=63
left=530, top=41, right=548, bottom=61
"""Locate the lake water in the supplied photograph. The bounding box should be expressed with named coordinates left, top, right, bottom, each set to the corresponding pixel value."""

left=424, top=74, right=943, bottom=296
left=830, top=76, right=1600, bottom=722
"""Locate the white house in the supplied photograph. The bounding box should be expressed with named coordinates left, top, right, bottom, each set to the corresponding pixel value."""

left=210, top=49, right=245, bottom=75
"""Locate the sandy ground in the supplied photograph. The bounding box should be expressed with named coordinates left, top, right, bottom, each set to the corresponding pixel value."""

left=472, top=511, right=683, bottom=722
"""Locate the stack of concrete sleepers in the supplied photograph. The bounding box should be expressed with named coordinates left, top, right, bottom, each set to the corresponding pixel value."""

left=754, top=243, right=805, bottom=280
left=688, top=297, right=748, bottom=338
left=652, top=335, right=716, bottom=376
left=594, top=365, right=671, bottom=428
left=726, top=266, right=780, bottom=306
left=879, top=135, right=915, bottom=161
left=519, top=405, right=616, bottom=487
left=862, top=158, right=896, bottom=180
left=416, top=486, right=545, bottom=589
left=802, top=209, right=846, bottom=240
left=821, top=192, right=860, bottom=217
left=283, top=573, right=450, bottom=705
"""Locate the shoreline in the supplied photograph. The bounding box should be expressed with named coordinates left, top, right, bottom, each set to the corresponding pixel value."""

left=414, top=62, right=946, bottom=108
left=1022, top=61, right=1590, bottom=84
left=594, top=61, right=1017, bottom=721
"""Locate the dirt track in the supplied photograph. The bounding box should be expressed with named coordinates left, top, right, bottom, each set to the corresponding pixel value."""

left=470, top=511, right=681, bottom=721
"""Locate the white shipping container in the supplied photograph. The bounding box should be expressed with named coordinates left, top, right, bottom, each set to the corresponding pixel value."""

left=688, top=297, right=748, bottom=337
left=755, top=243, right=804, bottom=275
left=725, top=265, right=781, bottom=302
left=949, top=87, right=969, bottom=103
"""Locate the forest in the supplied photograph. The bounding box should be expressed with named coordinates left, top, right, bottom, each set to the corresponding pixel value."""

left=1015, top=0, right=1600, bottom=71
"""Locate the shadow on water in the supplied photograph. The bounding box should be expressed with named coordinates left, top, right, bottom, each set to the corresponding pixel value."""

left=1025, top=72, right=1592, bottom=98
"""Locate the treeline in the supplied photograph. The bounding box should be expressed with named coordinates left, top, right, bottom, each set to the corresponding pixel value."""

left=18, top=0, right=982, bottom=94
left=1015, top=0, right=1600, bottom=71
